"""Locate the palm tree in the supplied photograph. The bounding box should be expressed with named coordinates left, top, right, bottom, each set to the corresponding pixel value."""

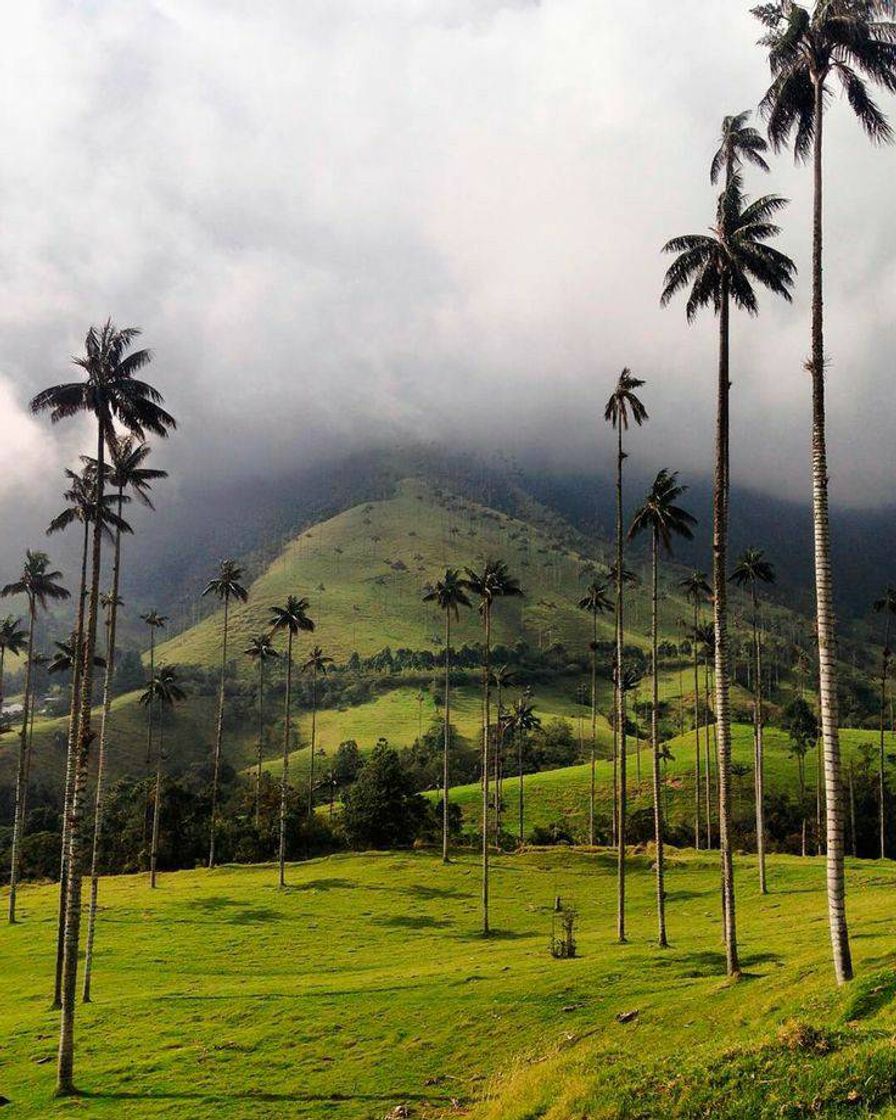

left=695, top=620, right=718, bottom=850
left=662, top=172, right=795, bottom=978
left=629, top=470, right=697, bottom=948
left=604, top=368, right=648, bottom=944
left=873, top=587, right=896, bottom=860
left=490, top=663, right=517, bottom=844
left=245, top=635, right=279, bottom=827
left=730, top=548, right=776, bottom=893
left=141, top=666, right=186, bottom=888
left=31, top=321, right=174, bottom=1093
left=202, top=560, right=248, bottom=869
left=503, top=695, right=541, bottom=842
left=140, top=610, right=168, bottom=769
left=270, top=596, right=314, bottom=887
left=302, top=645, right=333, bottom=815
left=1, top=551, right=70, bottom=924
left=0, top=616, right=28, bottom=729
left=680, top=571, right=712, bottom=849
left=461, top=559, right=523, bottom=936
left=754, top=0, right=896, bottom=986
left=711, top=109, right=771, bottom=186
left=577, top=581, right=613, bottom=845
left=83, top=438, right=166, bottom=1003
left=423, top=569, right=472, bottom=862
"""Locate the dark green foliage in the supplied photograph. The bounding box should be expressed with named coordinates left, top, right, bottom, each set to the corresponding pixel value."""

left=342, top=743, right=432, bottom=849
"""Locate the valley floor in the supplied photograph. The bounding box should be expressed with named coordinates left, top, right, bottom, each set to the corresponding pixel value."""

left=4, top=849, right=896, bottom=1119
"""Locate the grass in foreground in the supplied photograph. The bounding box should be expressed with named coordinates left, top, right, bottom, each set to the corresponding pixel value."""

left=4, top=849, right=896, bottom=1119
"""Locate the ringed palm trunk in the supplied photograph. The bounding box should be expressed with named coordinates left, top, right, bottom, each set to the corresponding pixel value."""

left=442, top=612, right=451, bottom=863
left=208, top=595, right=229, bottom=870
left=7, top=603, right=36, bottom=923
left=589, top=613, right=597, bottom=846
left=714, top=277, right=739, bottom=976
left=278, top=630, right=294, bottom=888
left=650, top=531, right=667, bottom=947
left=810, top=76, right=852, bottom=984
left=693, top=605, right=702, bottom=850
left=83, top=485, right=125, bottom=1002
left=150, top=708, right=165, bottom=888
left=57, top=422, right=106, bottom=1095
left=53, top=519, right=89, bottom=1008
left=481, top=607, right=492, bottom=936
left=615, top=422, right=627, bottom=943
left=752, top=585, right=768, bottom=894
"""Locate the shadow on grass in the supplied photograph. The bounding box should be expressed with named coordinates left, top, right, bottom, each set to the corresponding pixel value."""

left=77, top=1089, right=451, bottom=1105
left=674, top=949, right=782, bottom=978
left=401, top=883, right=471, bottom=900
left=453, top=928, right=532, bottom=942
left=181, top=897, right=282, bottom=924
left=291, top=878, right=359, bottom=892
left=374, top=914, right=454, bottom=930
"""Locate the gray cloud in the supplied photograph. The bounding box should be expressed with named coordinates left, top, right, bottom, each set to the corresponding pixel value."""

left=1, top=0, right=894, bottom=571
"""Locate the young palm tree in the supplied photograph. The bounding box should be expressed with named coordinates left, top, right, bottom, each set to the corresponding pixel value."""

left=754, top=0, right=896, bottom=986
left=503, top=694, right=541, bottom=842
left=711, top=109, right=771, bottom=186
left=423, top=569, right=472, bottom=862
left=461, top=559, right=523, bottom=936
left=680, top=571, right=712, bottom=849
left=302, top=645, right=333, bottom=815
left=730, top=548, right=776, bottom=893
left=1, top=552, right=70, bottom=923
left=577, top=581, right=613, bottom=845
left=31, top=321, right=174, bottom=1093
left=604, top=369, right=648, bottom=944
left=270, top=596, right=314, bottom=887
left=873, top=587, right=896, bottom=860
left=245, top=635, right=279, bottom=827
left=0, top=615, right=28, bottom=728
left=629, top=470, right=697, bottom=948
left=141, top=666, right=186, bottom=889
left=662, top=174, right=795, bottom=978
left=83, top=438, right=166, bottom=1003
left=140, top=610, right=168, bottom=767
left=202, top=560, right=248, bottom=869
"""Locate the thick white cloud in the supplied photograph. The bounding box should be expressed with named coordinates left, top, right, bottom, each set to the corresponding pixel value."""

left=0, top=0, right=893, bottom=547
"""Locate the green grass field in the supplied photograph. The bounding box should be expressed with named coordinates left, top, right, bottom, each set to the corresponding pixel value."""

left=4, top=849, right=896, bottom=1119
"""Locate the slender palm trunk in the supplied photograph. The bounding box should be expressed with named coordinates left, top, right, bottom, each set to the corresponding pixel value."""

left=714, top=277, right=739, bottom=977
left=7, top=605, right=36, bottom=923
left=481, top=608, right=492, bottom=936
left=651, top=531, right=667, bottom=947
left=278, top=631, right=294, bottom=888
left=255, top=662, right=265, bottom=829
left=141, top=628, right=156, bottom=849
left=693, top=605, right=702, bottom=850
left=442, top=612, right=451, bottom=862
left=705, top=663, right=713, bottom=849
left=208, top=595, right=229, bottom=869
left=82, top=487, right=124, bottom=1002
left=615, top=423, right=627, bottom=943
left=150, top=709, right=164, bottom=888
left=494, top=681, right=503, bottom=847
left=752, top=585, right=767, bottom=894
left=589, top=613, right=597, bottom=846
left=878, top=623, right=889, bottom=860
left=308, top=669, right=318, bottom=817
left=57, top=422, right=106, bottom=1096
left=53, top=521, right=89, bottom=1008
left=517, top=730, right=524, bottom=842
left=810, top=78, right=852, bottom=984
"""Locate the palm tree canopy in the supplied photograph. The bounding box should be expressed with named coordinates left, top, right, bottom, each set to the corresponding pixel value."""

left=502, top=697, right=541, bottom=735
left=604, top=368, right=648, bottom=430
left=461, top=559, right=523, bottom=615
left=489, top=663, right=517, bottom=690
left=694, top=621, right=717, bottom=659
left=628, top=469, right=698, bottom=554
left=302, top=645, right=333, bottom=674
left=269, top=595, right=315, bottom=637
left=730, top=547, right=777, bottom=588
left=0, top=616, right=28, bottom=657
left=2, top=550, right=70, bottom=609
left=661, top=174, right=797, bottom=321
left=609, top=561, right=640, bottom=587
left=86, top=435, right=168, bottom=508
left=422, top=568, right=472, bottom=619
left=680, top=570, right=712, bottom=606
left=873, top=585, right=896, bottom=616
left=202, top=559, right=249, bottom=604
left=30, top=321, right=176, bottom=444
left=577, top=581, right=613, bottom=616
left=754, top=1, right=896, bottom=159
left=710, top=109, right=771, bottom=182
left=47, top=467, right=133, bottom=540
left=140, top=665, right=186, bottom=709
left=245, top=634, right=279, bottom=662
left=141, top=609, right=169, bottom=631
left=46, top=637, right=105, bottom=675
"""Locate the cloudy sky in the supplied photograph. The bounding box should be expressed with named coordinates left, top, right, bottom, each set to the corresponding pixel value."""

left=1, top=0, right=894, bottom=550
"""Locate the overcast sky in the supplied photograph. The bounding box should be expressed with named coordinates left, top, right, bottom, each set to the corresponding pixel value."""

left=1, top=0, right=894, bottom=555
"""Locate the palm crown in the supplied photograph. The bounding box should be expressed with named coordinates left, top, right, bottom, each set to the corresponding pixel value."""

left=87, top=435, right=168, bottom=509
left=2, top=551, right=70, bottom=609
left=423, top=568, right=472, bottom=618
left=47, top=467, right=132, bottom=540
left=628, top=470, right=697, bottom=553
left=203, top=560, right=249, bottom=605
left=47, top=636, right=105, bottom=675
left=303, top=645, right=333, bottom=674
left=141, top=665, right=186, bottom=710
left=269, top=596, right=315, bottom=637
left=711, top=110, right=771, bottom=183
left=245, top=635, right=279, bottom=663
left=462, top=559, right=523, bottom=614
left=661, top=174, right=797, bottom=320
left=140, top=610, right=168, bottom=631
left=604, top=368, right=648, bottom=431
left=0, top=616, right=28, bottom=658
left=577, top=581, right=613, bottom=617
left=754, top=1, right=896, bottom=157
left=502, top=697, right=541, bottom=736
left=730, top=547, right=777, bottom=588
left=680, top=570, right=712, bottom=606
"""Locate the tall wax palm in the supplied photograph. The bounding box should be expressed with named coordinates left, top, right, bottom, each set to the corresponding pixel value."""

left=604, top=369, right=648, bottom=944
left=873, top=587, right=896, bottom=860
left=629, top=470, right=697, bottom=948
left=270, top=596, right=314, bottom=887
left=608, top=559, right=640, bottom=845
left=503, top=695, right=541, bottom=842
left=202, top=560, right=248, bottom=869
left=302, top=645, right=333, bottom=815
left=489, top=663, right=517, bottom=844
left=695, top=620, right=718, bottom=849
left=142, top=666, right=186, bottom=889
left=83, top=438, right=166, bottom=1003
left=140, top=611, right=168, bottom=768
left=245, top=635, right=279, bottom=827
left=0, top=616, right=28, bottom=727
left=423, top=569, right=472, bottom=862
left=1, top=552, right=70, bottom=923
left=577, top=581, right=613, bottom=845
left=730, top=548, right=776, bottom=893
left=754, top=0, right=896, bottom=985
left=31, top=321, right=174, bottom=1093
left=662, top=173, right=795, bottom=978
left=461, top=559, right=523, bottom=936
left=680, top=571, right=712, bottom=849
